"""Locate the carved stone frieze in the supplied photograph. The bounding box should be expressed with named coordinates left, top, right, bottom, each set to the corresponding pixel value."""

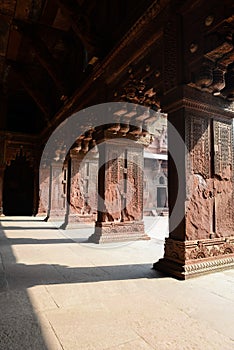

left=154, top=237, right=234, bottom=279
left=164, top=237, right=234, bottom=262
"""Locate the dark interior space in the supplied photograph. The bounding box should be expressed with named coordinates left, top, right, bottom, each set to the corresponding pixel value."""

left=3, top=155, right=34, bottom=215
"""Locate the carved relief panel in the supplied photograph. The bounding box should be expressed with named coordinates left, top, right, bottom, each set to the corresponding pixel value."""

left=104, top=145, right=125, bottom=222
left=186, top=113, right=210, bottom=179
left=69, top=155, right=85, bottom=215
left=51, top=162, right=67, bottom=212
left=97, top=141, right=145, bottom=223
left=213, top=121, right=232, bottom=179
left=69, top=153, right=98, bottom=216
left=213, top=120, right=234, bottom=236
left=185, top=114, right=234, bottom=240
left=185, top=113, right=212, bottom=240
left=38, top=165, right=50, bottom=215
left=126, top=148, right=144, bottom=221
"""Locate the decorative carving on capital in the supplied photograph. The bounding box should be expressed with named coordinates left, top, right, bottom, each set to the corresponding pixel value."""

left=121, top=74, right=160, bottom=110
left=194, top=59, right=213, bottom=89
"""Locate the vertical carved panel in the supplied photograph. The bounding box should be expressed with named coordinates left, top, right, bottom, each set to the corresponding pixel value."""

left=38, top=165, right=50, bottom=215
left=126, top=148, right=144, bottom=221
left=70, top=155, right=84, bottom=214
left=104, top=146, right=125, bottom=221
left=213, top=120, right=234, bottom=236
left=185, top=114, right=212, bottom=240
left=187, top=114, right=210, bottom=178
left=51, top=162, right=65, bottom=211
left=163, top=18, right=178, bottom=93
left=88, top=160, right=98, bottom=213
left=213, top=121, right=232, bottom=179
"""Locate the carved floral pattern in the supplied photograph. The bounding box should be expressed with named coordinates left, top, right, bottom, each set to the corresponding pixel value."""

left=164, top=237, right=234, bottom=264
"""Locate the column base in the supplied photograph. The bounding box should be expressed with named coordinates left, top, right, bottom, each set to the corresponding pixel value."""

left=88, top=221, right=150, bottom=243
left=153, top=237, right=234, bottom=279
left=45, top=210, right=66, bottom=222
left=36, top=212, right=47, bottom=217
left=61, top=213, right=96, bottom=229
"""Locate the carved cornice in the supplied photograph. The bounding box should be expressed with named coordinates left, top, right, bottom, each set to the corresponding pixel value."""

left=162, top=86, right=234, bottom=119
left=93, top=0, right=168, bottom=81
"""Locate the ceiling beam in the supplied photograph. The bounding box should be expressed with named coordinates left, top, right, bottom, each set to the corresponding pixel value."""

left=10, top=62, right=52, bottom=126
left=13, top=20, right=68, bottom=100
left=56, top=0, right=103, bottom=56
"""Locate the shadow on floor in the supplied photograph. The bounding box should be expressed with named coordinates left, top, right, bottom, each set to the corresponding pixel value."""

left=0, top=218, right=45, bottom=222
left=0, top=229, right=49, bottom=349
left=0, top=226, right=59, bottom=230
left=2, top=262, right=166, bottom=291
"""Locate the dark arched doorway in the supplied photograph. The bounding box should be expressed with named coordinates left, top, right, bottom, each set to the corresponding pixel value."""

left=3, top=155, right=34, bottom=215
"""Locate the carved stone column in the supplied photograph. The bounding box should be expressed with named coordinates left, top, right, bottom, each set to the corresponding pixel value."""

left=88, top=137, right=149, bottom=243
left=37, top=165, right=50, bottom=217
left=62, top=149, right=97, bottom=229
left=154, top=88, right=234, bottom=279
left=46, top=161, right=67, bottom=221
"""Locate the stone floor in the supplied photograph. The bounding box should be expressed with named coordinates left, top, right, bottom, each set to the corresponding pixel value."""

left=0, top=216, right=233, bottom=350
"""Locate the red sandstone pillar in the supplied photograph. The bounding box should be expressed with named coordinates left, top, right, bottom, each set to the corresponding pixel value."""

left=46, top=161, right=67, bottom=221
left=37, top=165, right=50, bottom=217
left=88, top=137, right=149, bottom=243
left=62, top=149, right=97, bottom=229
left=154, top=91, right=234, bottom=278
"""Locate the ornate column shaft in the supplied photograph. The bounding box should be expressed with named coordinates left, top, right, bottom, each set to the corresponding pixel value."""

left=62, top=149, right=97, bottom=229
left=46, top=161, right=67, bottom=221
left=37, top=165, right=50, bottom=217
left=88, top=137, right=149, bottom=243
left=154, top=88, right=234, bottom=278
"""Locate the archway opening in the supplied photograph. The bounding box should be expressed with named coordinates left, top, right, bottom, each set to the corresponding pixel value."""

left=3, top=155, right=34, bottom=215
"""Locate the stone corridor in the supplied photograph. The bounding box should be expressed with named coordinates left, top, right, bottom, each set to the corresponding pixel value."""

left=0, top=216, right=233, bottom=349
